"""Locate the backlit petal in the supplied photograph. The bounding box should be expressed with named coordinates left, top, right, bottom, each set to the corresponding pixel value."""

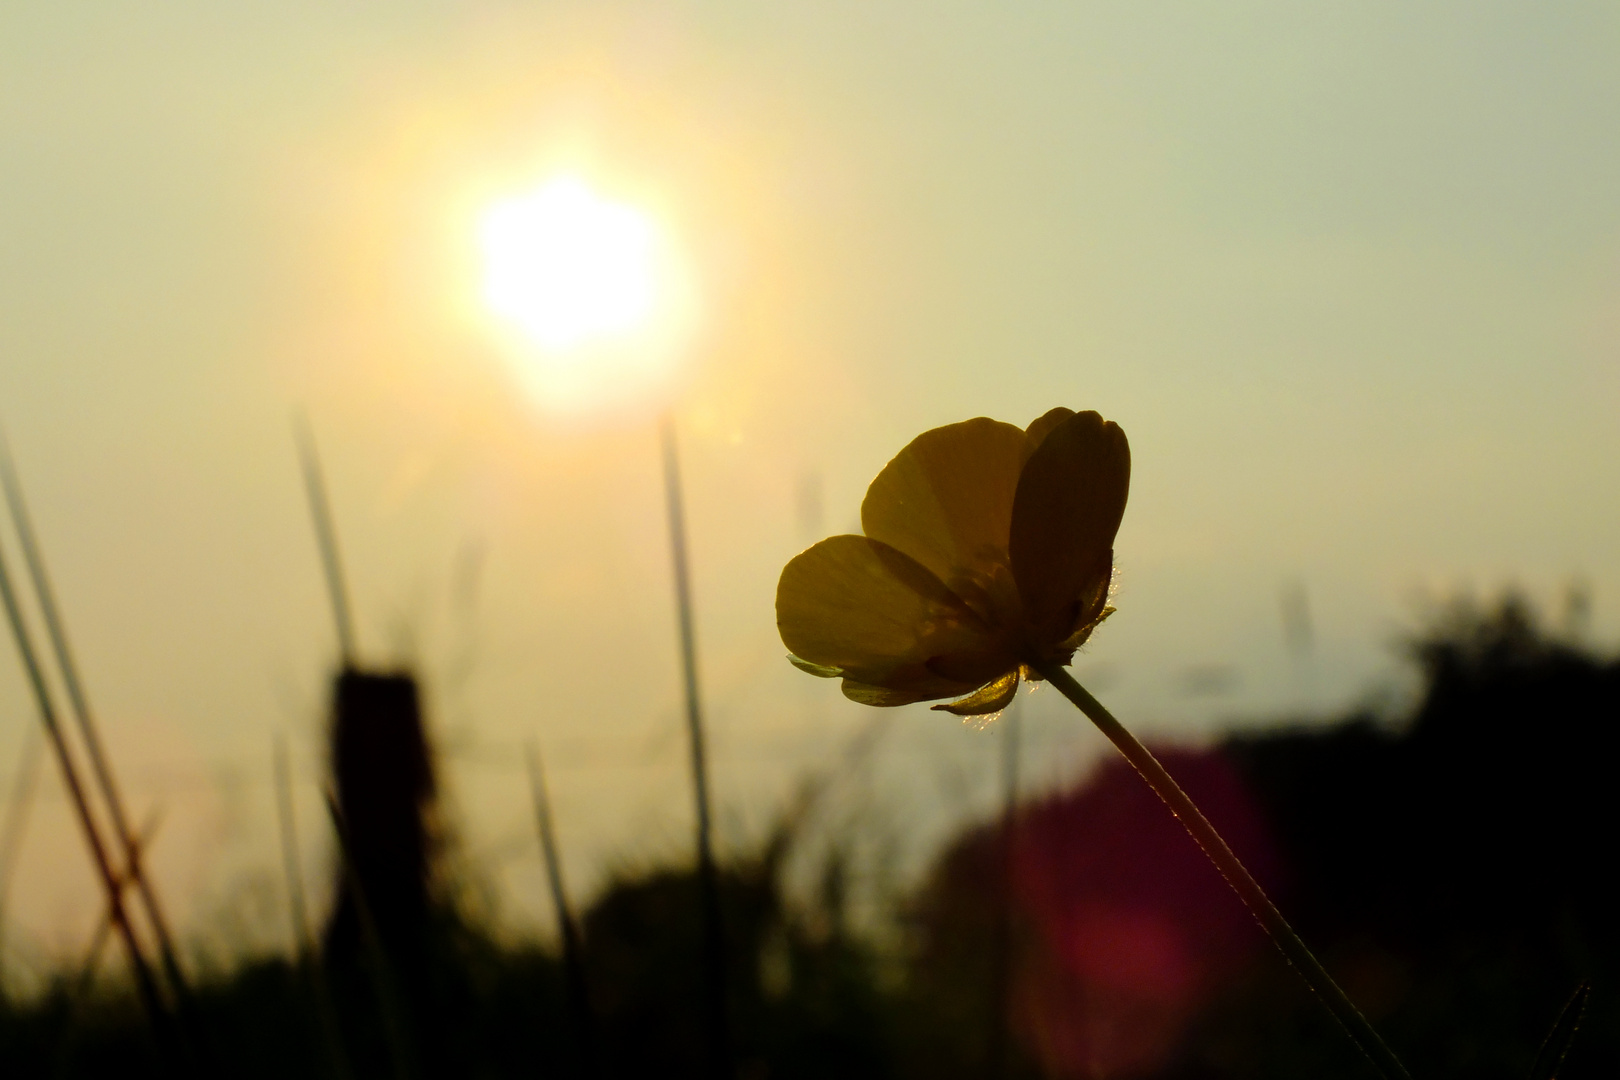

left=930, top=669, right=1020, bottom=716
left=861, top=417, right=1027, bottom=594
left=777, top=534, right=999, bottom=699
left=841, top=677, right=969, bottom=707
left=1009, top=410, right=1130, bottom=637
left=1023, top=407, right=1075, bottom=461
left=787, top=655, right=843, bottom=678
left=1060, top=605, right=1115, bottom=652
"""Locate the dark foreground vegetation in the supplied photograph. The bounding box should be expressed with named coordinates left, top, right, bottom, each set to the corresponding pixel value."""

left=1, top=597, right=1616, bottom=1079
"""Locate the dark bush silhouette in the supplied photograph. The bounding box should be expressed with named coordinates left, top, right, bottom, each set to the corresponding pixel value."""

left=1193, top=597, right=1620, bottom=1080
left=905, top=596, right=1620, bottom=1079
left=4, top=595, right=1618, bottom=1080
left=581, top=827, right=893, bottom=1080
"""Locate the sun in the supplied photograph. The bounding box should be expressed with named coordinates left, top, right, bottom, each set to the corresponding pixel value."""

left=478, top=175, right=695, bottom=414
left=480, top=176, right=657, bottom=350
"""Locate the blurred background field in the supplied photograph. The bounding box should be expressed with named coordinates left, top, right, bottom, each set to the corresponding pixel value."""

left=2, top=3, right=1620, bottom=1077
left=3, top=598, right=1616, bottom=1078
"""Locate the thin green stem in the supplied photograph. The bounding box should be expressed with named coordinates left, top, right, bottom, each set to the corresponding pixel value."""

left=1033, top=660, right=1412, bottom=1080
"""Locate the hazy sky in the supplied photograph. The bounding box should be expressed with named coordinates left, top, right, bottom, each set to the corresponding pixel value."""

left=2, top=2, right=1618, bottom=977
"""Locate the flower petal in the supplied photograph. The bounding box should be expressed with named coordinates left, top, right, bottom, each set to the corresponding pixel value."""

left=861, top=417, right=1027, bottom=594
left=1023, top=407, right=1075, bottom=461
left=841, top=678, right=956, bottom=707
left=1009, top=410, right=1130, bottom=637
left=777, top=534, right=997, bottom=702
left=787, top=655, right=843, bottom=678
left=930, top=669, right=1020, bottom=716
left=1060, top=604, right=1115, bottom=652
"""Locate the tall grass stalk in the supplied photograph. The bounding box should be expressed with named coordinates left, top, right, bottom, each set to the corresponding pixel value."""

left=660, top=415, right=732, bottom=1080
left=0, top=439, right=200, bottom=1024
left=73, top=808, right=164, bottom=996
left=1034, top=660, right=1412, bottom=1080
left=0, top=726, right=43, bottom=987
left=294, top=414, right=359, bottom=667
left=526, top=741, right=599, bottom=1077
left=0, top=523, right=185, bottom=1074
left=275, top=738, right=314, bottom=966
left=1529, top=982, right=1589, bottom=1080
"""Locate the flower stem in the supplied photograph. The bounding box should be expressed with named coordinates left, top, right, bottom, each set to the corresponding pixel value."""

left=1033, top=661, right=1412, bottom=1080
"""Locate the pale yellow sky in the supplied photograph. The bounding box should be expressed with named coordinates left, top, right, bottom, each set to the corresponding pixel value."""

left=2, top=2, right=1618, bottom=980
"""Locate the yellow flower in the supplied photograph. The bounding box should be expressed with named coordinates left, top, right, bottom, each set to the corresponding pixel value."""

left=776, top=408, right=1130, bottom=716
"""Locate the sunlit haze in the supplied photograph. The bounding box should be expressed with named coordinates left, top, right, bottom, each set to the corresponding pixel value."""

left=478, top=175, right=694, bottom=414
left=1, top=2, right=1618, bottom=990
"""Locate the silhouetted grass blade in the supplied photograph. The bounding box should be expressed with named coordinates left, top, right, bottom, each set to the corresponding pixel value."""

left=526, top=740, right=599, bottom=1078
left=294, top=411, right=359, bottom=667
left=1527, top=981, right=1589, bottom=1080
left=0, top=433, right=202, bottom=1034
left=660, top=415, right=732, bottom=1079
left=0, top=479, right=187, bottom=1075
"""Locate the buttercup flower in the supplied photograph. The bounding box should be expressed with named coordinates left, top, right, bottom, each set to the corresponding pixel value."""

left=776, top=408, right=1413, bottom=1080
left=776, top=408, right=1129, bottom=716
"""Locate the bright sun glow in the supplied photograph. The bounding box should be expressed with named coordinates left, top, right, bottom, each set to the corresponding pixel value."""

left=478, top=175, right=695, bottom=414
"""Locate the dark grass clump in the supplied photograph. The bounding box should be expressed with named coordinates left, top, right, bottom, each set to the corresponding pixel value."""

left=0, top=856, right=889, bottom=1080
left=1192, top=596, right=1620, bottom=1080
left=0, top=935, right=578, bottom=1079
left=582, top=833, right=895, bottom=1080
left=906, top=594, right=1620, bottom=1080
left=4, top=595, right=1619, bottom=1079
